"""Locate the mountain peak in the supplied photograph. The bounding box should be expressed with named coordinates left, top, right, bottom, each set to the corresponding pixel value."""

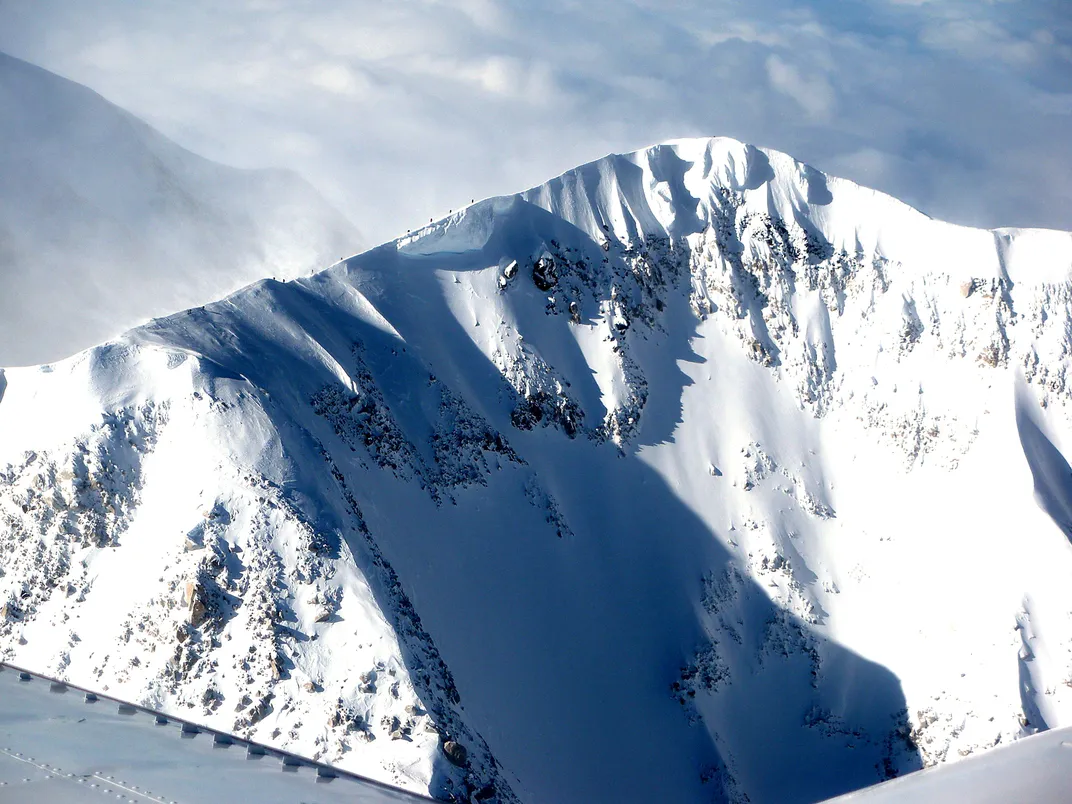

left=397, top=135, right=1071, bottom=300
left=3, top=135, right=1072, bottom=803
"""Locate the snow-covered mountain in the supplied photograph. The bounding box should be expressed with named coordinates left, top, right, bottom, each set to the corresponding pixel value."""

left=0, top=51, right=359, bottom=367
left=1, top=136, right=1072, bottom=804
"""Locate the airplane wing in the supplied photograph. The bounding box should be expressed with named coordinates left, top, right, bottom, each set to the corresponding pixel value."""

left=0, top=663, right=433, bottom=803
left=823, top=724, right=1072, bottom=803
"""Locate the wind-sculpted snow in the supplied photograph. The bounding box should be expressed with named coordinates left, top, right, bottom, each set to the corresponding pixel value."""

left=2, top=136, right=1072, bottom=803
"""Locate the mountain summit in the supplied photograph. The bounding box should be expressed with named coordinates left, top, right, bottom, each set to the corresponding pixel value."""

left=1, top=136, right=1071, bottom=803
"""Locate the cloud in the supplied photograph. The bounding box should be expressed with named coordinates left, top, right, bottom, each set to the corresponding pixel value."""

left=307, top=63, right=372, bottom=97
left=765, top=55, right=837, bottom=121
left=920, top=17, right=1043, bottom=66
left=0, top=0, right=1069, bottom=243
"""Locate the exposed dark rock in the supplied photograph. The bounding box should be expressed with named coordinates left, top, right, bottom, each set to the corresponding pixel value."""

left=443, top=739, right=468, bottom=767
left=532, top=256, right=558, bottom=291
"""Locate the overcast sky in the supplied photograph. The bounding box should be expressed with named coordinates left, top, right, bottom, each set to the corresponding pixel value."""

left=1, top=0, right=1069, bottom=245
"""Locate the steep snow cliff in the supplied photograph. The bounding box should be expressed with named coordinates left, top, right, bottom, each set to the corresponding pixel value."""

left=1, top=137, right=1071, bottom=803
left=0, top=52, right=359, bottom=366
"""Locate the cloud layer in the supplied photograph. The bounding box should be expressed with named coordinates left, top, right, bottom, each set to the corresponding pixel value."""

left=1, top=0, right=1069, bottom=244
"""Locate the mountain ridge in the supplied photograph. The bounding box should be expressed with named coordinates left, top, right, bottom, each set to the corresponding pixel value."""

left=1, top=136, right=1071, bottom=803
left=0, top=50, right=361, bottom=366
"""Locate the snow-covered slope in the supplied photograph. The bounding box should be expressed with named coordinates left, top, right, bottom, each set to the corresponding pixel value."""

left=0, top=51, right=359, bottom=367
left=2, top=136, right=1072, bottom=803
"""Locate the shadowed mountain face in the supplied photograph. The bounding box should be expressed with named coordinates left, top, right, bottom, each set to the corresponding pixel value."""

left=1016, top=383, right=1072, bottom=547
left=1, top=137, right=1072, bottom=803
left=0, top=51, right=360, bottom=367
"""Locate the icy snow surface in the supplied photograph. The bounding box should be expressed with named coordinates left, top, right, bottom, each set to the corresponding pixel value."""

left=2, top=135, right=1072, bottom=803
left=0, top=51, right=359, bottom=367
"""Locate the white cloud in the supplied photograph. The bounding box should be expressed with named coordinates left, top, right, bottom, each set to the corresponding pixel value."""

left=765, top=54, right=837, bottom=121
left=0, top=0, right=1068, bottom=242
left=920, top=18, right=1041, bottom=66
left=692, top=21, right=785, bottom=48
left=307, top=63, right=372, bottom=96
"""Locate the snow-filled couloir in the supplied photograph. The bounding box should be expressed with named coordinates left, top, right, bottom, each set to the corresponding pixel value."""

left=1, top=136, right=1072, bottom=804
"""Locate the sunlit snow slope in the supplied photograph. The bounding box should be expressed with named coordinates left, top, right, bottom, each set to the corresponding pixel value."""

left=2, top=137, right=1072, bottom=804
left=0, top=51, right=359, bottom=366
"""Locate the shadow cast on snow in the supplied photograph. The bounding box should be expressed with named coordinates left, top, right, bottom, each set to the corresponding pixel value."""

left=156, top=182, right=922, bottom=802
left=321, top=206, right=921, bottom=802
left=1015, top=382, right=1072, bottom=546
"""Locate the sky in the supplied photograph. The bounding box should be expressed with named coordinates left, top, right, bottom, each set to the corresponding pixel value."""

left=0, top=0, right=1070, bottom=246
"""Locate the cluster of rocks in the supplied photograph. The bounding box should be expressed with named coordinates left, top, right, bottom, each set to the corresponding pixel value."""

left=0, top=403, right=163, bottom=649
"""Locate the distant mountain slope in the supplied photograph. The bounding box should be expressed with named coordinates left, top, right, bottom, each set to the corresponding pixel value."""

left=1, top=137, right=1072, bottom=803
left=0, top=51, right=360, bottom=366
